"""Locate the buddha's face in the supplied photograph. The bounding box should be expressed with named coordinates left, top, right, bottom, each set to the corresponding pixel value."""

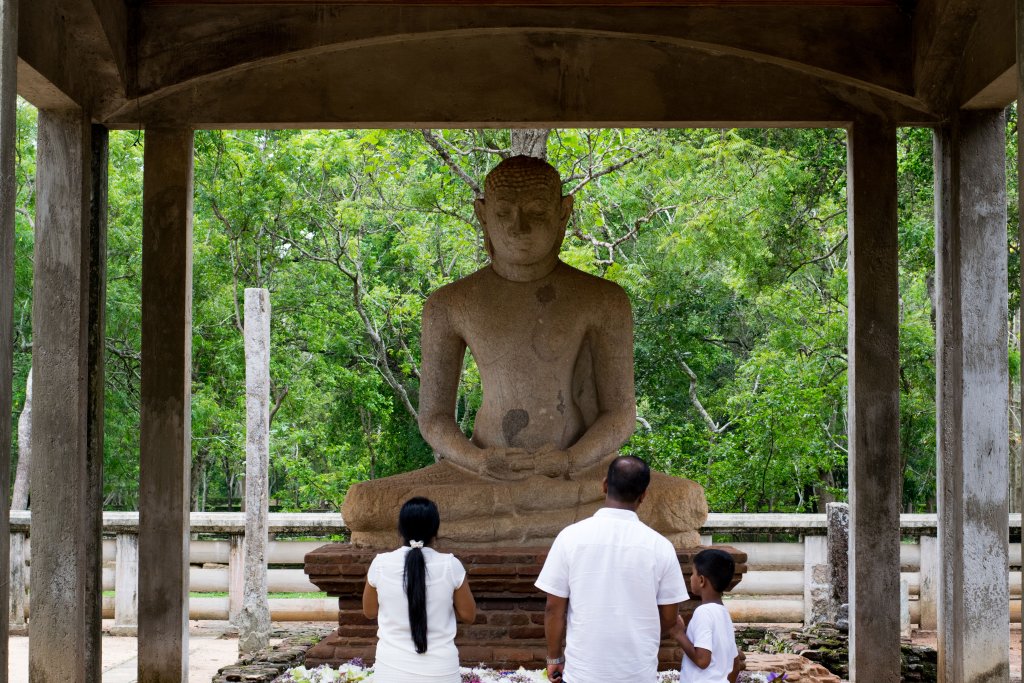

left=475, top=181, right=573, bottom=267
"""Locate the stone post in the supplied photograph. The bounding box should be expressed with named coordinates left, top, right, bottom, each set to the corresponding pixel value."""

left=918, top=535, right=938, bottom=630
left=934, top=110, right=1010, bottom=682
left=8, top=530, right=26, bottom=630
left=138, top=128, right=194, bottom=683
left=826, top=502, right=849, bottom=626
left=0, top=0, right=18, bottom=670
left=846, top=120, right=901, bottom=680
left=228, top=533, right=245, bottom=623
left=802, top=535, right=829, bottom=626
left=237, top=288, right=272, bottom=652
left=113, top=532, right=139, bottom=635
left=29, top=110, right=106, bottom=683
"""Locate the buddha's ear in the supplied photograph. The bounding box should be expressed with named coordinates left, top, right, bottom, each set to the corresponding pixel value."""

left=474, top=197, right=488, bottom=228
left=475, top=198, right=494, bottom=258
left=559, top=194, right=574, bottom=227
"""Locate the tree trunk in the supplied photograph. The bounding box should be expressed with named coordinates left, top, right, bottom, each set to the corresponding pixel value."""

left=11, top=366, right=31, bottom=510
left=510, top=129, right=550, bottom=160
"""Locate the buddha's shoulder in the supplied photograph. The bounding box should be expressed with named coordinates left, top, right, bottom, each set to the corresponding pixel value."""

left=426, top=267, right=492, bottom=300
left=555, top=263, right=631, bottom=305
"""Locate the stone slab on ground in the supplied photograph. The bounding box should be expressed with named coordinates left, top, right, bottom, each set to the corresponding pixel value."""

left=214, top=627, right=333, bottom=682
left=741, top=653, right=840, bottom=683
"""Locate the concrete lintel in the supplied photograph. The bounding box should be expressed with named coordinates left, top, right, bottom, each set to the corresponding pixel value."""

left=138, top=127, right=194, bottom=683
left=133, top=5, right=914, bottom=101
left=935, top=109, right=1010, bottom=683
left=101, top=33, right=935, bottom=129
left=847, top=118, right=901, bottom=681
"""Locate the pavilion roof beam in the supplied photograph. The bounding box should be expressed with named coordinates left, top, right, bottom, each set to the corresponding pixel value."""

left=17, top=0, right=125, bottom=115
left=912, top=0, right=1002, bottom=113
left=131, top=4, right=916, bottom=107
left=957, top=0, right=1015, bottom=109
left=102, top=32, right=936, bottom=129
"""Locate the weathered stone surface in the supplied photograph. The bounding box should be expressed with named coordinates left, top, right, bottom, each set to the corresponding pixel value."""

left=238, top=288, right=272, bottom=653
left=741, top=653, right=841, bottom=683
left=342, top=156, right=706, bottom=549
left=825, top=501, right=848, bottom=622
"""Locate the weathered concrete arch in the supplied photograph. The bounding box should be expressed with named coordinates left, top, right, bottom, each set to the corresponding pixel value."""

left=106, top=31, right=933, bottom=128
left=134, top=4, right=914, bottom=106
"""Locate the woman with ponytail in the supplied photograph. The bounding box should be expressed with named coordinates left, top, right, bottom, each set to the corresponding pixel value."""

left=362, top=497, right=476, bottom=682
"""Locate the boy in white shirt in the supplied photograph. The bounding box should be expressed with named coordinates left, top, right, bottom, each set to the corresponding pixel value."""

left=669, top=548, right=744, bottom=683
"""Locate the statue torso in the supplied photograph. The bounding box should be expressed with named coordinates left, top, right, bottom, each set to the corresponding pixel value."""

left=438, top=262, right=610, bottom=451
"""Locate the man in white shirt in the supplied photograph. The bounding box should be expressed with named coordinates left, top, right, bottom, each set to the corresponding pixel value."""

left=535, top=455, right=688, bottom=682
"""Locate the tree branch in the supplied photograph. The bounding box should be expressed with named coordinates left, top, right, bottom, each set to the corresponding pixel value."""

left=421, top=130, right=484, bottom=198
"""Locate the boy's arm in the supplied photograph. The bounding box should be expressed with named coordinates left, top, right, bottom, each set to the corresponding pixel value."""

left=668, top=614, right=712, bottom=669
left=727, top=651, right=745, bottom=683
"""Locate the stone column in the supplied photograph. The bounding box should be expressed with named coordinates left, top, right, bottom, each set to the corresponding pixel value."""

left=918, top=535, right=939, bottom=630
left=29, top=110, right=106, bottom=683
left=846, top=120, right=901, bottom=681
left=238, top=288, right=272, bottom=652
left=826, top=502, right=850, bottom=625
left=113, top=532, right=140, bottom=635
left=0, top=0, right=17, bottom=670
left=934, top=110, right=1010, bottom=682
left=138, top=128, right=194, bottom=683
left=803, top=535, right=829, bottom=626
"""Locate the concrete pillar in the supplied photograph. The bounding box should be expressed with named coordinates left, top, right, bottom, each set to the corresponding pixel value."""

left=0, top=0, right=18, bottom=671
left=803, top=535, right=829, bottom=626
left=919, top=535, right=939, bottom=630
left=846, top=120, right=901, bottom=681
left=29, top=110, right=106, bottom=683
left=934, top=110, right=1010, bottom=683
left=138, top=128, right=194, bottom=683
left=238, top=288, right=272, bottom=652
left=113, top=532, right=139, bottom=635
left=1016, top=0, right=1024, bottom=660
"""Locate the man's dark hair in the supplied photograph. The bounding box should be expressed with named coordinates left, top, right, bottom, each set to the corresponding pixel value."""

left=606, top=455, right=651, bottom=503
left=693, top=548, right=735, bottom=594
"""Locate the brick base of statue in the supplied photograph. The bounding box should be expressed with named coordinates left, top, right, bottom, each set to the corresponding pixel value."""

left=303, top=543, right=747, bottom=670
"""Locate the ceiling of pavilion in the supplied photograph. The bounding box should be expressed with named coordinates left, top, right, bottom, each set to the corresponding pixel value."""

left=15, top=0, right=1009, bottom=127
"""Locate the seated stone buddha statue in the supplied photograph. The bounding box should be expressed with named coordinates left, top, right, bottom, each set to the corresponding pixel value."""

left=342, top=155, right=707, bottom=548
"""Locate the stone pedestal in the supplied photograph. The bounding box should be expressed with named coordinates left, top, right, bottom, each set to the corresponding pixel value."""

left=304, top=544, right=746, bottom=670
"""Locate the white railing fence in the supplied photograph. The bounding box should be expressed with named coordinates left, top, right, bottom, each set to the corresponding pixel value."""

left=8, top=511, right=1023, bottom=629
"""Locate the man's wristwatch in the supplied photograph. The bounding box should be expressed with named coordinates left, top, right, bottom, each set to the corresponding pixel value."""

left=547, top=656, right=565, bottom=665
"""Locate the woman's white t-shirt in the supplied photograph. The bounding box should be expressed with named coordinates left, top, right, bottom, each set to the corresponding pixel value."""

left=367, top=546, right=467, bottom=678
left=680, top=603, right=738, bottom=683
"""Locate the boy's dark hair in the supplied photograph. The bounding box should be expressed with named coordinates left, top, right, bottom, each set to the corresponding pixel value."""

left=693, top=548, right=735, bottom=593
left=606, top=455, right=651, bottom=503
left=398, top=496, right=441, bottom=653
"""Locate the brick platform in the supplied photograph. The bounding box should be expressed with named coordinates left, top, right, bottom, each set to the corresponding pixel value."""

left=304, top=544, right=747, bottom=670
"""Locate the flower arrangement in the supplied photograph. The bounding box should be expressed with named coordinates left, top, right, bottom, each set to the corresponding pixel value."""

left=273, top=661, right=686, bottom=683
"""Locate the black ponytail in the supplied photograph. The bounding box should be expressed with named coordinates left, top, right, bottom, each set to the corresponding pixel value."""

left=398, top=497, right=440, bottom=654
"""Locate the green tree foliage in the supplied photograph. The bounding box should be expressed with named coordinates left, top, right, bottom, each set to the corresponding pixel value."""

left=13, top=105, right=1006, bottom=514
